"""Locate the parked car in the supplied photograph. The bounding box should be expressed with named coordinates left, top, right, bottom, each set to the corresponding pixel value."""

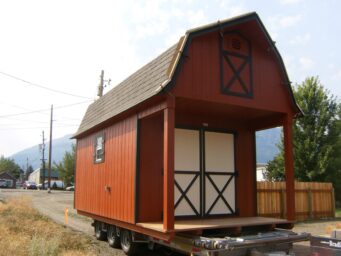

left=65, top=185, right=74, bottom=191
left=23, top=181, right=37, bottom=190
left=39, top=180, right=65, bottom=190
left=0, top=179, right=7, bottom=188
left=51, top=180, right=64, bottom=189
left=16, top=181, right=22, bottom=188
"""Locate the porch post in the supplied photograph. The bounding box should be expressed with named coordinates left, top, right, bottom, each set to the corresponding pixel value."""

left=283, top=114, right=295, bottom=221
left=163, top=99, right=175, bottom=231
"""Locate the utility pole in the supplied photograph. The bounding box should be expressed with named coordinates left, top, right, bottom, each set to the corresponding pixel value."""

left=97, top=70, right=111, bottom=98
left=26, top=157, right=29, bottom=181
left=40, top=131, right=46, bottom=189
left=47, top=104, right=53, bottom=193
left=97, top=70, right=104, bottom=98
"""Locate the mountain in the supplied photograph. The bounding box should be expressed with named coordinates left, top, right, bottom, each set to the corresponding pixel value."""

left=10, top=134, right=74, bottom=170
left=10, top=129, right=281, bottom=171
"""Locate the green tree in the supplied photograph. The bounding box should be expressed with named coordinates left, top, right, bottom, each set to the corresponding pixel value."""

left=55, top=144, right=75, bottom=186
left=267, top=76, right=339, bottom=181
left=0, top=155, right=21, bottom=178
left=325, top=106, right=341, bottom=204
left=25, top=165, right=34, bottom=180
left=266, top=140, right=285, bottom=181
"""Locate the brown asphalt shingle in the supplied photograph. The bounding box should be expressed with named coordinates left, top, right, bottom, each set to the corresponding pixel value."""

left=74, top=12, right=302, bottom=138
left=74, top=44, right=177, bottom=137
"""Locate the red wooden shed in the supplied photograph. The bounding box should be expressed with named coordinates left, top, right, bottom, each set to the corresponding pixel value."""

left=73, top=12, right=301, bottom=243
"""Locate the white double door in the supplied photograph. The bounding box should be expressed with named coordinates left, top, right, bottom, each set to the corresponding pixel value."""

left=174, top=128, right=236, bottom=217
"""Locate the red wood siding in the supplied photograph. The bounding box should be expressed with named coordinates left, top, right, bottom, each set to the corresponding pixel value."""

left=138, top=114, right=164, bottom=222
left=235, top=129, right=257, bottom=217
left=172, top=30, right=294, bottom=115
left=75, top=115, right=137, bottom=223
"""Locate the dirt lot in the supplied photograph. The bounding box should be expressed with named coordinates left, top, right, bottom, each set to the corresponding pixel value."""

left=0, top=189, right=125, bottom=256
left=1, top=189, right=340, bottom=255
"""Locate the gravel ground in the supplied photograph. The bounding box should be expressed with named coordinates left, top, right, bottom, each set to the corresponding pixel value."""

left=1, top=189, right=340, bottom=255
left=0, top=189, right=171, bottom=256
left=293, top=218, right=341, bottom=256
left=0, top=189, right=127, bottom=255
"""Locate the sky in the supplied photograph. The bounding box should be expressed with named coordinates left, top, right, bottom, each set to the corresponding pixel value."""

left=0, top=0, right=340, bottom=158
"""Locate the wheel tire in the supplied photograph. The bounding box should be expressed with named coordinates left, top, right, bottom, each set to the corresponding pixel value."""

left=120, top=229, right=138, bottom=255
left=94, top=221, right=106, bottom=241
left=107, top=225, right=120, bottom=248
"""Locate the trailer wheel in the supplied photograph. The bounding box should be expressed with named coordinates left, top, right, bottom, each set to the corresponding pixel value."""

left=107, top=225, right=120, bottom=248
left=120, top=229, right=138, bottom=255
left=94, top=221, right=106, bottom=241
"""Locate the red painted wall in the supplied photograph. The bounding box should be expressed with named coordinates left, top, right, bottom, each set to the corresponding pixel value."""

left=75, top=115, right=137, bottom=223
left=172, top=29, right=294, bottom=115
left=138, top=114, right=164, bottom=222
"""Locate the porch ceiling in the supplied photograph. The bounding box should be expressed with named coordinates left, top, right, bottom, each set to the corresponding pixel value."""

left=175, top=98, right=285, bottom=130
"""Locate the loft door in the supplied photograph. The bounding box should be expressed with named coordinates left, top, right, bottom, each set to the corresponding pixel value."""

left=204, top=131, right=236, bottom=216
left=174, top=128, right=236, bottom=218
left=174, top=128, right=201, bottom=217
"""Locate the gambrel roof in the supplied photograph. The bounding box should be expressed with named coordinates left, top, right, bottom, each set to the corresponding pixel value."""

left=74, top=43, right=179, bottom=137
left=74, top=12, right=300, bottom=138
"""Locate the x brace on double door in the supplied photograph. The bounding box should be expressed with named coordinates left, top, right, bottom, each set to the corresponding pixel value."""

left=174, top=128, right=236, bottom=218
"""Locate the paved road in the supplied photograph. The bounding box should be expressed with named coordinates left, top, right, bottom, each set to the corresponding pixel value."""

left=0, top=189, right=93, bottom=233
left=2, top=188, right=336, bottom=255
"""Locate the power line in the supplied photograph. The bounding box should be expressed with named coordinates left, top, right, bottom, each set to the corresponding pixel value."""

left=0, top=115, right=81, bottom=124
left=0, top=101, right=35, bottom=112
left=0, top=108, right=49, bottom=118
left=0, top=100, right=92, bottom=118
left=54, top=100, right=93, bottom=110
left=0, top=120, right=79, bottom=126
left=52, top=115, right=82, bottom=121
left=0, top=124, right=79, bottom=131
left=0, top=71, right=93, bottom=99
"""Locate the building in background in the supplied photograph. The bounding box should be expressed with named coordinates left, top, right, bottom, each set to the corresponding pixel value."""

left=0, top=171, right=16, bottom=188
left=28, top=168, right=59, bottom=185
left=256, top=163, right=268, bottom=181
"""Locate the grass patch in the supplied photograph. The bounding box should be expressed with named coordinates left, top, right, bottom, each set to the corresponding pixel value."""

left=0, top=197, right=96, bottom=256
left=336, top=208, right=341, bottom=218
left=68, top=211, right=92, bottom=222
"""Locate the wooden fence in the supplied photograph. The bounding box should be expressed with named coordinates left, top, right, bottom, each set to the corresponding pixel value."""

left=257, top=181, right=335, bottom=221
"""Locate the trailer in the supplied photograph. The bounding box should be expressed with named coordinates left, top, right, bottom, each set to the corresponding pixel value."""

left=310, top=229, right=341, bottom=256
left=73, top=12, right=308, bottom=255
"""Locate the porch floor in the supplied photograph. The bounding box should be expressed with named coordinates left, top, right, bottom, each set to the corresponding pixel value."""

left=137, top=217, right=291, bottom=233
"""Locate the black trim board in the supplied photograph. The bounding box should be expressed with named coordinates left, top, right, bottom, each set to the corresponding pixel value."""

left=200, top=128, right=204, bottom=217
left=73, top=141, right=78, bottom=210
left=252, top=130, right=257, bottom=215
left=134, top=118, right=141, bottom=223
